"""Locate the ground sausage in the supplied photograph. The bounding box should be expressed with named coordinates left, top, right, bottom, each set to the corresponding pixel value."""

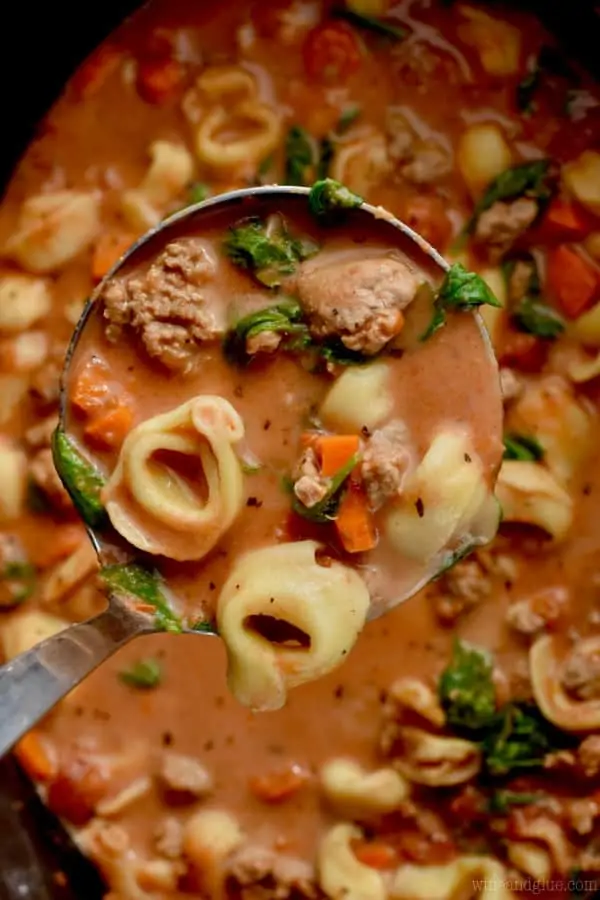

left=157, top=752, right=214, bottom=801
left=401, top=142, right=452, bottom=185
left=294, top=254, right=419, bottom=355
left=225, top=845, right=320, bottom=900
left=293, top=447, right=328, bottom=509
left=102, top=238, right=222, bottom=372
left=361, top=421, right=410, bottom=510
left=560, top=645, right=600, bottom=701
left=28, top=447, right=73, bottom=514
left=578, top=735, right=600, bottom=778
left=474, top=197, right=538, bottom=259
left=431, top=558, right=492, bottom=624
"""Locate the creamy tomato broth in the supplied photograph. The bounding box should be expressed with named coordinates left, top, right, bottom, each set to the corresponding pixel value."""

left=1, top=0, right=600, bottom=897
left=61, top=191, right=502, bottom=652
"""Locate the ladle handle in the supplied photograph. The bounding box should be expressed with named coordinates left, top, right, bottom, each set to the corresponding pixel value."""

left=0, top=604, right=142, bottom=758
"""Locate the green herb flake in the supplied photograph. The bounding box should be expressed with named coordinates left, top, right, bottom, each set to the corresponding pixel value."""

left=334, top=7, right=407, bottom=40
left=487, top=789, right=545, bottom=815
left=291, top=452, right=360, bottom=524
left=439, top=639, right=497, bottom=732
left=223, top=219, right=318, bottom=287
left=512, top=297, right=565, bottom=340
left=0, top=561, right=36, bottom=609
left=336, top=105, right=361, bottom=133
left=285, top=126, right=317, bottom=186
left=119, top=658, right=162, bottom=689
left=317, top=137, right=335, bottom=181
left=463, top=159, right=553, bottom=238
left=223, top=300, right=311, bottom=365
left=51, top=429, right=107, bottom=529
left=100, top=563, right=183, bottom=634
left=187, top=182, right=210, bottom=205
left=308, top=178, right=363, bottom=220
left=421, top=263, right=501, bottom=341
left=503, top=433, right=544, bottom=462
left=483, top=702, right=568, bottom=777
left=189, top=619, right=217, bottom=634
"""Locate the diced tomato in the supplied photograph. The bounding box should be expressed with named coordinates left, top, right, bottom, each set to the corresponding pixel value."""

left=390, top=829, right=457, bottom=865
left=14, top=731, right=57, bottom=783
left=71, top=45, right=123, bottom=98
left=303, top=21, right=362, bottom=83
left=498, top=330, right=547, bottom=372
left=137, top=57, right=187, bottom=105
left=547, top=244, right=600, bottom=319
left=352, top=840, right=399, bottom=870
left=537, top=197, right=595, bottom=242
left=249, top=764, right=310, bottom=803
left=84, top=402, right=134, bottom=451
left=401, top=195, right=453, bottom=252
left=47, top=758, right=109, bottom=826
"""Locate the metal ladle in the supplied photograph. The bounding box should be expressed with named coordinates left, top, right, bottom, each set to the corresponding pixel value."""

left=0, top=185, right=501, bottom=756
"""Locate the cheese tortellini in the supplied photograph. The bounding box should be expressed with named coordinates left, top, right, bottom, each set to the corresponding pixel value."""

left=319, top=363, right=394, bottom=433
left=390, top=727, right=481, bottom=786
left=495, top=461, right=573, bottom=541
left=104, top=395, right=245, bottom=561
left=530, top=634, right=600, bottom=731
left=319, top=758, right=409, bottom=818
left=385, top=430, right=499, bottom=563
left=121, top=140, right=195, bottom=231
left=390, top=856, right=516, bottom=900
left=317, top=824, right=386, bottom=900
left=217, top=540, right=370, bottom=711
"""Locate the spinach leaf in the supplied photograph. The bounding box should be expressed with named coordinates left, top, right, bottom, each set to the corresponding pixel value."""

left=285, top=126, right=317, bottom=186
left=187, top=182, right=209, bottom=205
left=439, top=639, right=497, bottom=732
left=292, top=452, right=360, bottom=523
left=100, top=563, right=183, bottom=634
left=516, top=67, right=540, bottom=116
left=224, top=300, right=310, bottom=365
left=487, top=789, right=545, bottom=814
left=52, top=429, right=107, bottom=529
left=463, top=159, right=553, bottom=237
left=308, top=178, right=363, bottom=220
left=223, top=219, right=318, bottom=287
left=503, top=433, right=544, bottom=462
left=517, top=46, right=575, bottom=115
left=512, top=297, right=565, bottom=339
left=317, top=137, right=335, bottom=181
left=334, top=7, right=407, bottom=40
left=483, top=702, right=568, bottom=776
left=189, top=618, right=218, bottom=634
left=119, top=658, right=162, bottom=689
left=421, top=263, right=501, bottom=341
left=0, top=561, right=36, bottom=609
left=337, top=105, right=361, bottom=133
left=318, top=337, right=370, bottom=366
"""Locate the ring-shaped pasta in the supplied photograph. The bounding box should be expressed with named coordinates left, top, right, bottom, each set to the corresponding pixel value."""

left=530, top=634, right=600, bottom=732
left=217, top=540, right=370, bottom=711
left=317, top=824, right=386, bottom=900
left=195, top=101, right=282, bottom=170
left=104, top=395, right=245, bottom=562
left=495, top=461, right=574, bottom=541
left=196, top=65, right=256, bottom=103
left=390, top=726, right=481, bottom=786
left=390, top=856, right=515, bottom=900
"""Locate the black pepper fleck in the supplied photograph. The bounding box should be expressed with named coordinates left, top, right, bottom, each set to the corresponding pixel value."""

left=209, top=581, right=216, bottom=591
left=263, top=419, right=271, bottom=431
left=415, top=497, right=425, bottom=518
left=464, top=452, right=472, bottom=463
left=204, top=740, right=214, bottom=752
left=583, top=483, right=592, bottom=496
left=333, top=685, right=344, bottom=699
left=234, top=385, right=244, bottom=398
left=162, top=731, right=174, bottom=746
left=246, top=496, right=263, bottom=508
left=361, top=425, right=371, bottom=438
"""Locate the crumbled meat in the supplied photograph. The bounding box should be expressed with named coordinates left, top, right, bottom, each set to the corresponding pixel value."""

left=507, top=658, right=534, bottom=701
left=505, top=599, right=545, bottom=636
left=401, top=142, right=452, bottom=185
left=361, top=421, right=410, bottom=510
left=560, top=646, right=600, bottom=700
left=157, top=751, right=213, bottom=801
left=499, top=368, right=524, bottom=404
left=28, top=448, right=73, bottom=514
left=28, top=358, right=62, bottom=410
left=102, top=238, right=222, bottom=372
left=507, top=259, right=535, bottom=304
left=386, top=110, right=414, bottom=161
left=565, top=798, right=600, bottom=836
left=0, top=533, right=26, bottom=569
left=225, top=845, right=319, bottom=900
left=507, top=587, right=570, bottom=635
left=246, top=331, right=283, bottom=356
left=293, top=447, right=328, bottom=509
left=578, top=736, right=600, bottom=778
left=154, top=817, right=184, bottom=859
left=474, top=198, right=539, bottom=259
left=25, top=414, right=59, bottom=449
left=431, top=558, right=491, bottom=624
left=294, top=255, right=419, bottom=355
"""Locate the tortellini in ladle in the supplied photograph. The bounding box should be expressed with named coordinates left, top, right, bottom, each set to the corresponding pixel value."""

left=103, top=395, right=245, bottom=561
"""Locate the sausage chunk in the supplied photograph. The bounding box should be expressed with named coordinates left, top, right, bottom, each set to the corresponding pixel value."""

left=102, top=238, right=223, bottom=372
left=293, top=447, right=328, bottom=509
left=561, top=644, right=600, bottom=701
left=225, top=845, right=319, bottom=900
left=157, top=751, right=214, bottom=801
left=361, top=421, right=410, bottom=510
left=294, top=254, right=420, bottom=355
left=29, top=447, right=73, bottom=514
left=474, top=198, right=538, bottom=259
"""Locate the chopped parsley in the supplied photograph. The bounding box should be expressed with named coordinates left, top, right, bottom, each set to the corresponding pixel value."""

left=487, top=789, right=545, bottom=815
left=439, top=639, right=497, bottom=732
left=285, top=126, right=318, bottom=186
left=503, top=433, right=544, bottom=462
left=0, top=560, right=36, bottom=609
left=119, top=658, right=162, bottom=689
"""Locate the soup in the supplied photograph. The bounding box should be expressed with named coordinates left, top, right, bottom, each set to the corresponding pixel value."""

left=1, top=0, right=600, bottom=897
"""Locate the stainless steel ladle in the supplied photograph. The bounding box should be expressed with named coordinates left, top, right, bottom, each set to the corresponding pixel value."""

left=0, top=185, right=501, bottom=756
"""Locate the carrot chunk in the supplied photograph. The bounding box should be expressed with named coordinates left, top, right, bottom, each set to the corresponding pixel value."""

left=547, top=244, right=600, bottom=319
left=335, top=481, right=377, bottom=553
left=315, top=434, right=360, bottom=476
left=249, top=766, right=309, bottom=803
left=14, top=730, right=57, bottom=782
left=31, top=523, right=86, bottom=569
left=84, top=403, right=134, bottom=450
left=71, top=358, right=113, bottom=416
left=91, top=233, right=135, bottom=282
left=541, top=197, right=593, bottom=241
left=352, top=841, right=399, bottom=870
left=137, top=57, right=186, bottom=105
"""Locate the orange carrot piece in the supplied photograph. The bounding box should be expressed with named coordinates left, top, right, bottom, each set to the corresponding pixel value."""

left=71, top=358, right=113, bottom=416
left=547, top=244, right=600, bottom=319
left=31, top=523, right=86, bottom=569
left=91, top=233, right=134, bottom=282
left=352, top=841, right=398, bottom=870
left=315, top=434, right=360, bottom=476
left=335, top=482, right=376, bottom=554
left=84, top=403, right=134, bottom=451
left=249, top=766, right=309, bottom=803
left=137, top=57, right=186, bottom=104
left=133, top=602, right=158, bottom=614
left=14, top=731, right=57, bottom=782
left=541, top=197, right=592, bottom=241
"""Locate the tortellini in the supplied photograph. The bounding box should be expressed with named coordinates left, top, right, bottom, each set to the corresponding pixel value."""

left=121, top=140, right=195, bottom=231
left=390, top=856, right=516, bottom=900
left=507, top=841, right=552, bottom=881
left=3, top=190, right=101, bottom=273
left=385, top=430, right=499, bottom=563
left=390, top=727, right=481, bottom=786
left=217, top=540, right=370, bottom=711
left=530, top=634, right=600, bottom=731
left=495, top=461, right=573, bottom=541
left=0, top=274, right=52, bottom=333
left=319, top=363, right=394, bottom=433
left=387, top=677, right=445, bottom=728
left=1, top=610, right=70, bottom=661
left=104, top=395, right=245, bottom=561
left=183, top=809, right=245, bottom=899
left=319, top=758, right=409, bottom=818
left=0, top=439, right=27, bottom=522
left=317, top=824, right=386, bottom=900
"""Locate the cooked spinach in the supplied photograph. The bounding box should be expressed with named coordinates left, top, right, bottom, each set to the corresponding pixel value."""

left=187, top=182, right=209, bottom=205
left=336, top=105, right=361, bottom=133
left=503, top=433, right=544, bottom=462
left=487, top=789, right=545, bottom=814
left=224, top=300, right=310, bottom=365
left=223, top=219, right=318, bottom=287
left=333, top=7, right=407, bottom=40
left=100, top=563, right=183, bottom=634
left=0, top=561, right=36, bottom=609
left=517, top=46, right=575, bottom=115
left=483, top=702, right=568, bottom=777
left=285, top=126, right=317, bottom=186
left=513, top=297, right=565, bottom=339
left=439, top=639, right=497, bottom=732
left=421, top=263, right=501, bottom=341
left=318, top=338, right=370, bottom=366
left=317, top=137, right=335, bottom=181
left=462, top=159, right=553, bottom=237
left=291, top=452, right=360, bottom=523
left=119, top=658, right=162, bottom=689
left=308, top=178, right=363, bottom=220
left=52, top=429, right=107, bottom=529
left=516, top=67, right=540, bottom=116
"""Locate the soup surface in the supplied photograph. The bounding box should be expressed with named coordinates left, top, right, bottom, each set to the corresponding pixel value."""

left=1, top=0, right=600, bottom=897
